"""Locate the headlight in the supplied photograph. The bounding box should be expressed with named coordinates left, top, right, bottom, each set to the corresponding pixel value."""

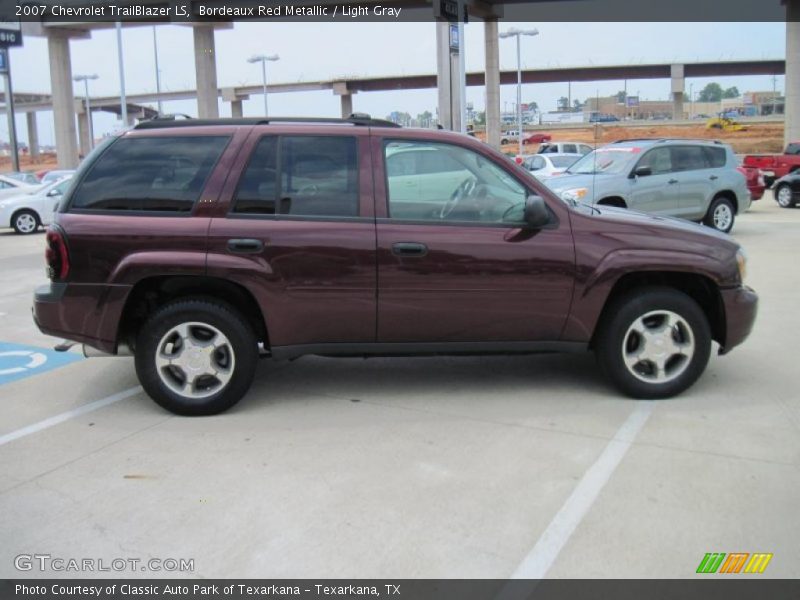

left=560, top=187, right=589, bottom=203
left=736, top=248, right=747, bottom=283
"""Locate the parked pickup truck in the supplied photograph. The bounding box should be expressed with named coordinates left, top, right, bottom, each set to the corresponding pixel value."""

left=742, top=142, right=800, bottom=187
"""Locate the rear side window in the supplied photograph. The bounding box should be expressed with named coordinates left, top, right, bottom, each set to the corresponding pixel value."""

left=233, top=135, right=358, bottom=217
left=69, top=136, right=229, bottom=212
left=670, top=146, right=709, bottom=172
left=562, top=144, right=577, bottom=154
left=786, top=143, right=800, bottom=155
left=702, top=146, right=727, bottom=168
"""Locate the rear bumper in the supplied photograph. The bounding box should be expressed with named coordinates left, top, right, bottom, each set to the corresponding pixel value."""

left=33, top=282, right=130, bottom=354
left=719, top=285, right=758, bottom=354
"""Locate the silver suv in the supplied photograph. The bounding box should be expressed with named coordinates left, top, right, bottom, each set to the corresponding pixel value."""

left=545, top=139, right=750, bottom=233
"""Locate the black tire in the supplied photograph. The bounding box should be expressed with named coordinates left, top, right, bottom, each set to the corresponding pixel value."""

left=595, top=287, right=712, bottom=399
left=703, top=196, right=735, bottom=233
left=500, top=139, right=508, bottom=145
left=11, top=209, right=40, bottom=235
left=135, top=299, right=258, bottom=416
left=775, top=183, right=797, bottom=208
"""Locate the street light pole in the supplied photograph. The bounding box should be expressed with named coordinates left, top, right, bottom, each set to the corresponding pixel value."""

left=153, top=26, right=163, bottom=115
left=73, top=74, right=98, bottom=151
left=499, top=28, right=539, bottom=154
left=248, top=54, right=280, bottom=117
left=116, top=22, right=127, bottom=126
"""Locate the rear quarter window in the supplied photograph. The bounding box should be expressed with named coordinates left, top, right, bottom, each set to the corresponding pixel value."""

left=68, top=135, right=230, bottom=212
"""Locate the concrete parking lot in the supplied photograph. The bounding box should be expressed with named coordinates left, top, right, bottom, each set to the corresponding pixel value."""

left=1, top=196, right=798, bottom=579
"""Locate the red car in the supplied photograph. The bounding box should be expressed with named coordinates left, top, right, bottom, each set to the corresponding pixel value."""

left=34, top=115, right=757, bottom=415
left=501, top=131, right=552, bottom=145
left=737, top=165, right=765, bottom=201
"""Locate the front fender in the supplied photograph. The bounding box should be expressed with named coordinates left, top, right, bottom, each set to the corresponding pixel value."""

left=562, top=248, right=734, bottom=342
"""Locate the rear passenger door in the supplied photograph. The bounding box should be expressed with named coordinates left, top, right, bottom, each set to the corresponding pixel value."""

left=206, top=130, right=377, bottom=349
left=671, top=145, right=717, bottom=219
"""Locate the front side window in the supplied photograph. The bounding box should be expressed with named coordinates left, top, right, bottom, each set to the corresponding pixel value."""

left=562, top=144, right=577, bottom=154
left=384, top=140, right=527, bottom=224
left=69, top=136, right=229, bottom=212
left=233, top=135, right=358, bottom=217
left=638, top=147, right=672, bottom=175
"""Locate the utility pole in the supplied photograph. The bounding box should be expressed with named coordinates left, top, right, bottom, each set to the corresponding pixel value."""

left=116, top=22, right=127, bottom=125
left=1, top=49, right=19, bottom=172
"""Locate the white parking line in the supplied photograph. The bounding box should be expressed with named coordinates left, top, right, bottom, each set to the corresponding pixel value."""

left=509, top=402, right=654, bottom=579
left=0, top=386, right=143, bottom=447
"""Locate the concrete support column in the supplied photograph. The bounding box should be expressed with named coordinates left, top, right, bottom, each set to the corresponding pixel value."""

left=77, top=111, right=90, bottom=158
left=671, top=64, right=685, bottom=120
left=230, top=99, right=243, bottom=118
left=484, top=19, right=501, bottom=148
left=786, top=0, right=800, bottom=146
left=125, top=111, right=136, bottom=126
left=340, top=94, right=353, bottom=118
left=193, top=25, right=219, bottom=118
left=672, top=93, right=684, bottom=120
left=26, top=112, right=39, bottom=159
left=436, top=21, right=452, bottom=129
left=47, top=32, right=79, bottom=168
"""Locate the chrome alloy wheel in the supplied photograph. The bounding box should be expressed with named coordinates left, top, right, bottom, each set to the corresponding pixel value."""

left=712, top=203, right=733, bottom=231
left=621, top=310, right=695, bottom=384
left=155, top=322, right=235, bottom=399
left=15, top=213, right=37, bottom=233
left=777, top=185, right=794, bottom=208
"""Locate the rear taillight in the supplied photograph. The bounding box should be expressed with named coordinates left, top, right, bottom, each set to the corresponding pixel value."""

left=45, top=228, right=70, bottom=281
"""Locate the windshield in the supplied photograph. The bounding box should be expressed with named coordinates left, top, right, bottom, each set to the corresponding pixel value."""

left=567, top=148, right=639, bottom=175
left=550, top=156, right=580, bottom=169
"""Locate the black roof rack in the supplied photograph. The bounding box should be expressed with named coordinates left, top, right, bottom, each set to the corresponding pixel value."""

left=612, top=137, right=722, bottom=145
left=134, top=112, right=400, bottom=130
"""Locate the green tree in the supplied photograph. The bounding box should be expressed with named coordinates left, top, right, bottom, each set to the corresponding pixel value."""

left=573, top=98, right=584, bottom=111
left=525, top=100, right=539, bottom=111
left=557, top=96, right=569, bottom=110
left=698, top=83, right=723, bottom=103
left=616, top=90, right=627, bottom=103
left=416, top=110, right=434, bottom=127
left=722, top=86, right=740, bottom=99
left=474, top=111, right=486, bottom=125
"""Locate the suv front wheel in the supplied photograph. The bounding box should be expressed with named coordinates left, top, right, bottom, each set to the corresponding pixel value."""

left=135, top=299, right=258, bottom=415
left=595, top=287, right=711, bottom=399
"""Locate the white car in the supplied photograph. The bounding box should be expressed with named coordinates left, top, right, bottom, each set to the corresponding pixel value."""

left=537, top=141, right=594, bottom=156
left=521, top=153, right=582, bottom=181
left=0, top=174, right=39, bottom=200
left=0, top=176, right=72, bottom=234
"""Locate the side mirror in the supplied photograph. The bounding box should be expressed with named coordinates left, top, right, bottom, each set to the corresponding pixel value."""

left=47, top=189, right=62, bottom=197
left=524, top=195, right=550, bottom=229
left=632, top=165, right=652, bottom=178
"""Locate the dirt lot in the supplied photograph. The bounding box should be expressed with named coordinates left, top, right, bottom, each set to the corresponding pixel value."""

left=481, top=122, right=785, bottom=156
left=0, top=153, right=58, bottom=174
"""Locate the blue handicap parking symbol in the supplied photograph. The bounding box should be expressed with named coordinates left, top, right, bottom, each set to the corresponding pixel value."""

left=0, top=341, right=83, bottom=386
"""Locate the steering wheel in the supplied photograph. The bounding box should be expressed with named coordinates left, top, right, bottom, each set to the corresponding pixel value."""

left=299, top=183, right=320, bottom=196
left=439, top=178, right=477, bottom=219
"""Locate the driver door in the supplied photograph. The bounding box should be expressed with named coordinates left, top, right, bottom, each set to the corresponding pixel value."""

left=374, top=138, right=575, bottom=344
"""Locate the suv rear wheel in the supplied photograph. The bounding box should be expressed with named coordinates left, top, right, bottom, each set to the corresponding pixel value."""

left=703, top=196, right=735, bottom=233
left=135, top=299, right=258, bottom=415
left=595, top=287, right=711, bottom=399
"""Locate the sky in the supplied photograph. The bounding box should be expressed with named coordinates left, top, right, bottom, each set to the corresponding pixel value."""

left=3, top=21, right=788, bottom=146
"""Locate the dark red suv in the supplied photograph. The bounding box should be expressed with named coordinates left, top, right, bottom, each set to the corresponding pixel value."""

left=33, top=115, right=757, bottom=415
